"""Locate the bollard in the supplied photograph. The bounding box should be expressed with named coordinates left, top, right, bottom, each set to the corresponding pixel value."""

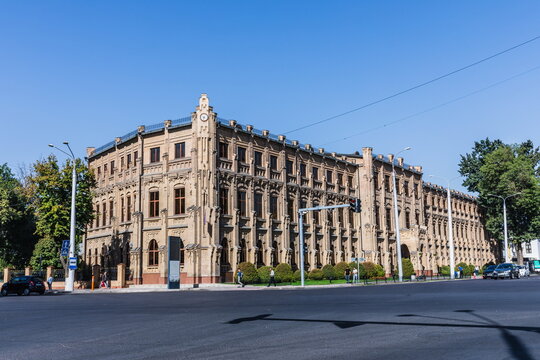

left=91, top=275, right=95, bottom=291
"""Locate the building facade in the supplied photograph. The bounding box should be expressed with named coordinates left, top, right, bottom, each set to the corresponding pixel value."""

left=84, top=94, right=497, bottom=285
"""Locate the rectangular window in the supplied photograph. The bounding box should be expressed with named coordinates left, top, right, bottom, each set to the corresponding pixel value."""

left=174, top=188, right=186, bottom=215
left=300, top=163, right=306, bottom=177
left=120, top=157, right=124, bottom=170
left=220, top=188, right=229, bottom=215
left=134, top=151, right=138, bottom=163
left=386, top=208, right=392, bottom=230
left=104, top=163, right=108, bottom=174
left=149, top=191, right=159, bottom=217
left=348, top=176, right=353, bottom=188
left=270, top=195, right=278, bottom=219
left=219, top=142, right=228, bottom=158
left=338, top=207, right=343, bottom=224
left=415, top=212, right=420, bottom=226
left=110, top=161, right=115, bottom=175
left=326, top=170, right=333, bottom=183
left=237, top=147, right=247, bottom=163
left=127, top=154, right=131, bottom=168
left=150, top=147, right=160, bottom=163
left=175, top=142, right=186, bottom=159
left=348, top=207, right=354, bottom=227
left=373, top=171, right=378, bottom=189
left=286, top=159, right=294, bottom=175
left=238, top=191, right=247, bottom=216
left=102, top=203, right=106, bottom=227
left=287, top=198, right=295, bottom=222
left=254, top=151, right=262, bottom=167
left=313, top=201, right=319, bottom=224
left=312, top=167, right=319, bottom=180
left=270, top=155, right=278, bottom=170
left=414, top=183, right=419, bottom=198
left=404, top=181, right=410, bottom=197
left=375, top=205, right=380, bottom=227
left=121, top=197, right=125, bottom=223
left=405, top=211, right=410, bottom=229
left=384, top=175, right=390, bottom=192
left=97, top=166, right=101, bottom=177
left=395, top=178, right=400, bottom=194
left=254, top=192, right=263, bottom=217
left=337, top=173, right=343, bottom=186
left=109, top=200, right=114, bottom=224
left=127, top=196, right=132, bottom=221
left=95, top=204, right=100, bottom=228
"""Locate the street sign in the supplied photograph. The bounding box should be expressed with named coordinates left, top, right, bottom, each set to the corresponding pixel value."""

left=351, top=257, right=357, bottom=262
left=61, top=240, right=70, bottom=257
left=68, top=257, right=77, bottom=270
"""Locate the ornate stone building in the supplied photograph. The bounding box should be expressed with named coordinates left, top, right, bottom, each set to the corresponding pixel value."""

left=84, top=94, right=497, bottom=285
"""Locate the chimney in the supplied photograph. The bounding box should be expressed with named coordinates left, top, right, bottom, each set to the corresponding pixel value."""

left=262, top=130, right=270, bottom=137
left=164, top=119, right=172, bottom=128
left=115, top=137, right=122, bottom=144
left=246, top=125, right=253, bottom=132
left=318, top=148, right=325, bottom=154
left=86, top=147, right=96, bottom=157
left=138, top=125, right=145, bottom=133
left=305, top=144, right=312, bottom=151
left=292, top=140, right=299, bottom=146
left=387, top=154, right=394, bottom=163
left=278, top=135, right=286, bottom=142
left=397, top=157, right=404, bottom=166
left=414, top=166, right=423, bottom=173
left=377, top=154, right=384, bottom=160
left=229, top=120, right=237, bottom=127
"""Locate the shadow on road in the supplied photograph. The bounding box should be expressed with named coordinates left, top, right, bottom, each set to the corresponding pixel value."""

left=227, top=310, right=538, bottom=359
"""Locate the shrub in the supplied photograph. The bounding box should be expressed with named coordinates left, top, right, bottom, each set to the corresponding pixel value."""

left=293, top=269, right=308, bottom=281
left=456, top=262, right=469, bottom=275
left=363, top=261, right=386, bottom=279
left=308, top=268, right=324, bottom=280
left=257, top=266, right=272, bottom=283
left=467, top=264, right=476, bottom=276
left=374, top=264, right=386, bottom=278
left=236, top=262, right=259, bottom=284
left=396, top=258, right=415, bottom=278
left=440, top=265, right=450, bottom=276
left=334, top=262, right=350, bottom=279
left=275, top=263, right=293, bottom=283
left=349, top=262, right=366, bottom=278
left=322, top=264, right=336, bottom=280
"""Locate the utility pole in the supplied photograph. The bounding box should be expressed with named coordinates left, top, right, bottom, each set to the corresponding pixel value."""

left=488, top=193, right=521, bottom=263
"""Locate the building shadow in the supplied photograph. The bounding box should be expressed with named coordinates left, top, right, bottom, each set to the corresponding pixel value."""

left=226, top=310, right=538, bottom=359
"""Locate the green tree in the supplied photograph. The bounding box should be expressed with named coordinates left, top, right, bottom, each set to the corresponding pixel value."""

left=459, top=139, right=540, bottom=264
left=29, top=155, right=95, bottom=267
left=0, top=164, right=37, bottom=267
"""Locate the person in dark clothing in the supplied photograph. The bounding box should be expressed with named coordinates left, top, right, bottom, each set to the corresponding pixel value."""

left=345, top=268, right=351, bottom=283
left=267, top=268, right=277, bottom=287
left=237, top=269, right=245, bottom=288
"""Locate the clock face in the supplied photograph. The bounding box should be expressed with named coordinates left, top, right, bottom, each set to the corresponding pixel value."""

left=200, top=113, right=209, bottom=121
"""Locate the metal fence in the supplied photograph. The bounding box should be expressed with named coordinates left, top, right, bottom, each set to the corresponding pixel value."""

left=11, top=269, right=25, bottom=278
left=53, top=269, right=65, bottom=281
left=0, top=271, right=3, bottom=283
left=125, top=268, right=132, bottom=282
left=103, top=268, right=118, bottom=281
left=32, top=270, right=46, bottom=279
left=76, top=267, right=92, bottom=282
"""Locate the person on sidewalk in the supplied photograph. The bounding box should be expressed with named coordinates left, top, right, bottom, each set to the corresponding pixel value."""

left=345, top=268, right=351, bottom=284
left=474, top=265, right=479, bottom=279
left=267, top=268, right=277, bottom=287
left=458, top=266, right=464, bottom=279
left=237, top=269, right=244, bottom=288
left=47, top=275, right=53, bottom=291
left=352, top=268, right=358, bottom=284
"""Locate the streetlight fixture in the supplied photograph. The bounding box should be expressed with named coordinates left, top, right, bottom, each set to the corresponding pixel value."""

left=429, top=175, right=460, bottom=279
left=487, top=193, right=521, bottom=263
left=49, top=142, right=77, bottom=292
left=391, top=146, right=411, bottom=282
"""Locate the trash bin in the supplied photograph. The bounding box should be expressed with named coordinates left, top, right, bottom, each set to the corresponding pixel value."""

left=411, top=275, right=416, bottom=281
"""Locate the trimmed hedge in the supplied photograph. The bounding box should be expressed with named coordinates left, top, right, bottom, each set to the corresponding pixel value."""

left=275, top=263, right=293, bottom=283
left=293, top=269, right=308, bottom=281
left=308, top=268, right=324, bottom=280
left=236, top=262, right=259, bottom=284
left=334, top=262, right=350, bottom=279
left=322, top=264, right=336, bottom=280
left=257, top=266, right=272, bottom=283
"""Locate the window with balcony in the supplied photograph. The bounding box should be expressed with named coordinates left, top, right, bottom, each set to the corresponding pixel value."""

left=237, top=146, right=247, bottom=163
left=326, top=170, right=333, bottom=183
left=238, top=190, right=247, bottom=216
left=127, top=154, right=131, bottom=168
left=219, top=142, right=228, bottom=158
left=110, top=161, right=115, bottom=175
left=254, top=151, right=262, bottom=167
left=300, top=163, right=306, bottom=177
left=312, top=167, right=319, bottom=181
left=220, top=188, right=229, bottom=214
left=270, top=195, right=278, bottom=219
left=270, top=155, right=278, bottom=170
left=254, top=192, right=263, bottom=217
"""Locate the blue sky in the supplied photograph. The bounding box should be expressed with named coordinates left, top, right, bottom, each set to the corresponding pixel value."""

left=1, top=1, right=539, bottom=193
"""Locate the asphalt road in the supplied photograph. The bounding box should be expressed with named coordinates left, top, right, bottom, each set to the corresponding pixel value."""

left=1, top=277, right=540, bottom=360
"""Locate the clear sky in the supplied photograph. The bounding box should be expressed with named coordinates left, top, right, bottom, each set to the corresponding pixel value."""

left=1, top=1, right=539, bottom=193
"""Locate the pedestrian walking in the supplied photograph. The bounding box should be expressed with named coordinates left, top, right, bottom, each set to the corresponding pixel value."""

left=344, top=268, right=351, bottom=283
left=237, top=269, right=244, bottom=288
left=101, top=271, right=109, bottom=288
left=474, top=265, right=479, bottom=279
left=47, top=275, right=53, bottom=291
left=458, top=266, right=464, bottom=279
left=267, top=268, right=277, bottom=287
left=352, top=268, right=358, bottom=284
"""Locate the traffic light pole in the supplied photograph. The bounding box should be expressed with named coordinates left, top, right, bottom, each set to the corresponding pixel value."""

left=298, top=203, right=358, bottom=287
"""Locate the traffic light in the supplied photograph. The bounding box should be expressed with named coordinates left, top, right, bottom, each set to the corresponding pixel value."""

left=349, top=198, right=361, bottom=213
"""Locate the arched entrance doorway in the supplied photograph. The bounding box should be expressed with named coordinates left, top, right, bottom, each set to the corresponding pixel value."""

left=401, top=244, right=411, bottom=259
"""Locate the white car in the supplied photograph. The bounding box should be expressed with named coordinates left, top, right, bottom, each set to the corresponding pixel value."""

left=518, top=266, right=530, bottom=277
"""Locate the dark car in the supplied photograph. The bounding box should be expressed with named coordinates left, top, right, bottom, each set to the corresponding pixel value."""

left=1, top=276, right=46, bottom=296
left=483, top=265, right=497, bottom=279
left=491, top=263, right=520, bottom=279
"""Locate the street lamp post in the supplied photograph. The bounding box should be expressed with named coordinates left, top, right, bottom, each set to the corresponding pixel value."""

left=429, top=175, right=459, bottom=280
left=487, top=193, right=521, bottom=263
left=49, top=142, right=77, bottom=292
left=391, top=147, right=411, bottom=282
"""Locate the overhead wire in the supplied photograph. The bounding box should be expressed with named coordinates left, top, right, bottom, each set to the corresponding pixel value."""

left=320, top=64, right=540, bottom=146
left=283, top=35, right=540, bottom=135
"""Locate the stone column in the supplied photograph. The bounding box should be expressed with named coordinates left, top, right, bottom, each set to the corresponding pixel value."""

left=117, top=263, right=126, bottom=288
left=25, top=267, right=32, bottom=276
left=92, top=265, right=101, bottom=288
left=3, top=268, right=10, bottom=282
left=46, top=266, right=53, bottom=280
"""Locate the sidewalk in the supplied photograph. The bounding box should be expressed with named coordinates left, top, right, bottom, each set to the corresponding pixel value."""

left=67, top=276, right=484, bottom=294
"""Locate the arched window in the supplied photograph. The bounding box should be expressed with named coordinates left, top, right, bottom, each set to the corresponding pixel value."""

left=148, top=239, right=159, bottom=266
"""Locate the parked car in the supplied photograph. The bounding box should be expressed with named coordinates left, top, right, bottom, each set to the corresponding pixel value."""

left=1, top=276, right=46, bottom=296
left=517, top=265, right=530, bottom=278
left=483, top=265, right=497, bottom=279
left=492, top=263, right=520, bottom=279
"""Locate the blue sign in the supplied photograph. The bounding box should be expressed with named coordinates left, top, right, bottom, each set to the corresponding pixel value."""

left=68, top=257, right=77, bottom=270
left=61, top=240, right=70, bottom=257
